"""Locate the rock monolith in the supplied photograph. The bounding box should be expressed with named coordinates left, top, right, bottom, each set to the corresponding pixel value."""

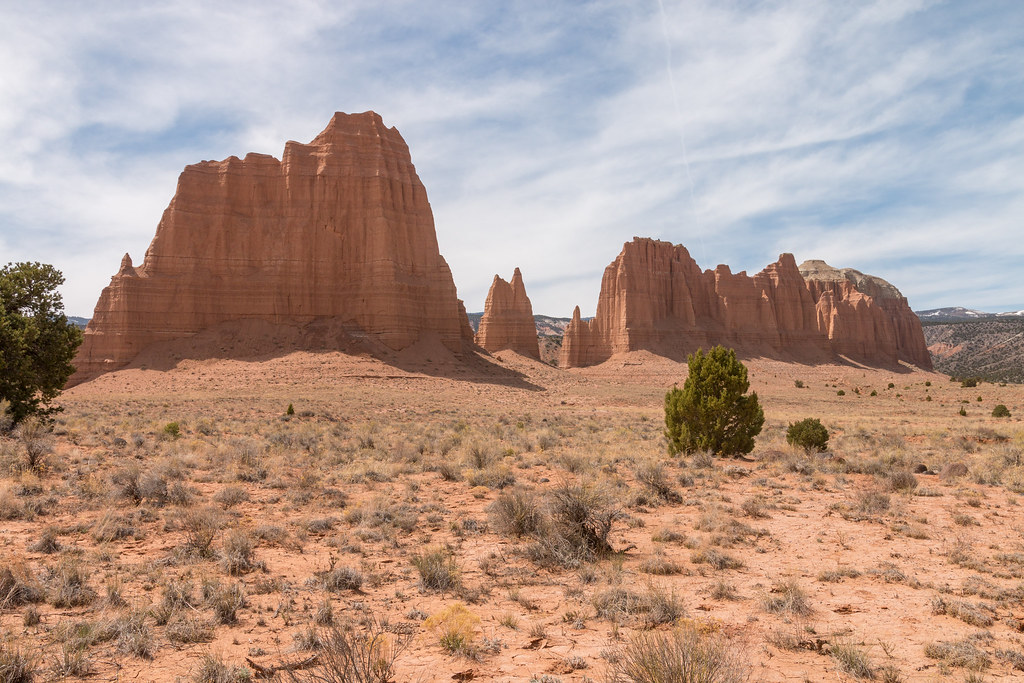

left=560, top=237, right=932, bottom=370
left=475, top=268, right=540, bottom=359
left=71, top=112, right=474, bottom=384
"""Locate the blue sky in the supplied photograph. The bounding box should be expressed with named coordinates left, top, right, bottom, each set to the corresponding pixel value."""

left=2, top=0, right=1022, bottom=318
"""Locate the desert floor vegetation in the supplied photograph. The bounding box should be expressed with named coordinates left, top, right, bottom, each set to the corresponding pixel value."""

left=0, top=350, right=1023, bottom=680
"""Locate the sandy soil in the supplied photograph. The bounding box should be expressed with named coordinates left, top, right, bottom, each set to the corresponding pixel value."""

left=2, top=347, right=1023, bottom=682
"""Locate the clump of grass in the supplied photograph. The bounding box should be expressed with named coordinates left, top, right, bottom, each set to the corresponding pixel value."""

left=220, top=530, right=259, bottom=576
left=47, top=560, right=97, bottom=608
left=192, top=652, right=250, bottom=683
left=0, top=564, right=44, bottom=608
left=30, top=527, right=61, bottom=554
left=206, top=581, right=246, bottom=625
left=831, top=640, right=874, bottom=679
left=0, top=642, right=37, bottom=683
left=592, top=585, right=685, bottom=627
left=817, top=566, right=861, bottom=583
left=612, top=624, right=749, bottom=683
left=709, top=580, right=739, bottom=601
left=634, top=462, right=682, bottom=503
left=856, top=489, right=891, bottom=515
left=166, top=614, right=214, bottom=643
left=690, top=548, right=744, bottom=571
left=527, top=481, right=621, bottom=568
left=488, top=487, right=541, bottom=538
left=181, top=507, right=224, bottom=558
left=759, top=579, right=812, bottom=617
left=886, top=470, right=919, bottom=492
left=639, top=552, right=683, bottom=575
left=924, top=637, right=990, bottom=670
left=213, top=486, right=250, bottom=509
left=411, top=546, right=461, bottom=592
left=322, top=565, right=364, bottom=592
left=425, top=602, right=480, bottom=655
left=288, top=615, right=411, bottom=682
left=930, top=596, right=994, bottom=628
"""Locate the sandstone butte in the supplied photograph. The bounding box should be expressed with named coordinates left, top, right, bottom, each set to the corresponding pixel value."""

left=475, top=268, right=541, bottom=359
left=560, top=237, right=932, bottom=370
left=69, top=112, right=474, bottom=385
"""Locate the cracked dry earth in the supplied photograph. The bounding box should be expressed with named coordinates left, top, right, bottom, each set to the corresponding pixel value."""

left=2, top=349, right=1024, bottom=682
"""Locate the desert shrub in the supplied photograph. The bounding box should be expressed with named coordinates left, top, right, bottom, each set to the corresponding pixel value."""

left=207, top=581, right=246, bottom=625
left=213, top=486, right=250, bottom=509
left=837, top=390, right=846, bottom=396
left=29, top=527, right=60, bottom=554
left=759, top=579, right=811, bottom=617
left=166, top=615, right=214, bottom=643
left=992, top=404, right=1011, bottom=418
left=220, top=530, right=258, bottom=576
left=530, top=481, right=620, bottom=567
left=410, top=546, right=461, bottom=592
left=163, top=421, right=181, bottom=439
left=664, top=346, right=764, bottom=456
left=0, top=642, right=37, bottom=683
left=856, top=489, right=891, bottom=515
left=930, top=596, right=994, bottom=627
left=425, top=603, right=479, bottom=654
left=488, top=487, right=541, bottom=538
left=785, top=418, right=829, bottom=452
left=635, top=462, right=682, bottom=503
left=639, top=552, right=682, bottom=575
left=192, top=652, right=251, bottom=683
left=794, top=379, right=804, bottom=388
left=181, top=507, right=224, bottom=558
left=611, top=624, right=749, bottom=683
left=15, top=418, right=53, bottom=471
left=690, top=548, right=743, bottom=570
left=322, top=566, right=364, bottom=592
left=285, top=615, right=411, bottom=683
left=831, top=640, right=874, bottom=679
left=0, top=565, right=44, bottom=608
left=924, top=638, right=990, bottom=669
left=593, top=585, right=685, bottom=626
left=886, top=470, right=919, bottom=492
left=961, top=378, right=978, bottom=388
left=47, top=560, right=96, bottom=608
left=959, top=406, right=967, bottom=416
left=113, top=611, right=153, bottom=658
left=51, top=644, right=90, bottom=678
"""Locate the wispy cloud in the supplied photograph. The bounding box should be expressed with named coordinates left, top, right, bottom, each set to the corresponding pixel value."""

left=0, top=0, right=1021, bottom=317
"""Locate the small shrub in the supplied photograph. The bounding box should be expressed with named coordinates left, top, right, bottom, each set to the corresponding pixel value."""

left=192, top=652, right=250, bottom=683
left=181, top=507, right=224, bottom=558
left=786, top=418, right=829, bottom=452
left=664, top=346, right=764, bottom=456
left=411, top=547, right=461, bottom=592
left=961, top=378, right=978, bottom=388
left=887, top=470, right=919, bottom=492
left=870, top=390, right=877, bottom=396
left=425, top=603, right=479, bottom=655
left=613, top=624, right=749, bottom=683
left=837, top=390, right=846, bottom=396
left=48, top=560, right=96, bottom=608
left=794, top=379, right=804, bottom=388
left=959, top=406, right=967, bottom=417
left=924, top=638, right=990, bottom=669
left=992, top=404, right=1011, bottom=418
left=286, top=615, right=411, bottom=682
left=322, top=566, right=364, bottom=592
left=163, top=421, right=181, bottom=439
left=220, top=530, right=258, bottom=576
left=0, top=642, right=37, bottom=683
left=286, top=403, right=295, bottom=416
left=15, top=418, right=53, bottom=471
left=489, top=488, right=541, bottom=538
left=831, top=640, right=874, bottom=679
left=207, top=581, right=246, bottom=625
left=759, top=579, right=811, bottom=617
left=30, top=527, right=61, bottom=554
left=635, top=462, right=682, bottom=503
left=213, top=486, right=250, bottom=509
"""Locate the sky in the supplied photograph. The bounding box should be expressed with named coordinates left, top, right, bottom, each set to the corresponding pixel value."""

left=2, top=0, right=1023, bottom=318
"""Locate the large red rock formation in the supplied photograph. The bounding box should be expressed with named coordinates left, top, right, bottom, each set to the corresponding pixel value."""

left=560, top=237, right=932, bottom=370
left=475, top=268, right=540, bottom=359
left=71, top=112, right=474, bottom=384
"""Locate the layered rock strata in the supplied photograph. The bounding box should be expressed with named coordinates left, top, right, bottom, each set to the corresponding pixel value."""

left=560, top=237, right=932, bottom=370
left=475, top=268, right=540, bottom=359
left=71, top=111, right=474, bottom=384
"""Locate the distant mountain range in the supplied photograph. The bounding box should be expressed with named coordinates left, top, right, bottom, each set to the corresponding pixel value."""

left=916, top=307, right=1024, bottom=324
left=916, top=308, right=1024, bottom=383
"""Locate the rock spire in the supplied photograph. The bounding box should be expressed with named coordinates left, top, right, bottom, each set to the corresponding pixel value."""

left=475, top=268, right=540, bottom=359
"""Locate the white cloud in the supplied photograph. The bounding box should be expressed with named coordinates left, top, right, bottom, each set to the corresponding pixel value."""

left=0, top=0, right=1022, bottom=318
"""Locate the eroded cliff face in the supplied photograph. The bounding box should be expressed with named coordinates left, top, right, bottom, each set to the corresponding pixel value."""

left=560, top=237, right=932, bottom=370
left=475, top=268, right=540, bottom=359
left=71, top=112, right=474, bottom=384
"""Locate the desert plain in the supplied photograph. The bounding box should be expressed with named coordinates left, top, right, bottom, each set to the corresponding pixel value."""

left=2, top=346, right=1024, bottom=682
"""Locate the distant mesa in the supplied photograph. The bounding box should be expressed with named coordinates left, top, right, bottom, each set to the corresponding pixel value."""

left=560, top=237, right=932, bottom=370
left=475, top=268, right=541, bottom=359
left=69, top=111, right=474, bottom=385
